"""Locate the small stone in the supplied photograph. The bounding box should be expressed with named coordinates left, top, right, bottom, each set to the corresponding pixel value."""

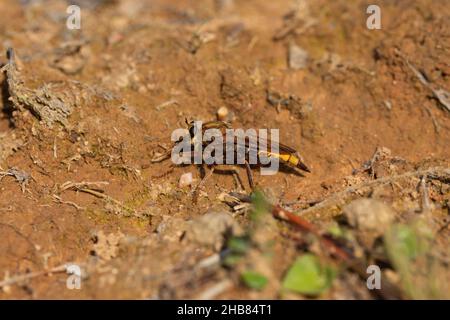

left=343, top=198, right=396, bottom=235
left=186, top=211, right=243, bottom=251
left=178, top=172, right=193, bottom=188
left=92, top=231, right=124, bottom=261
left=384, top=100, right=392, bottom=110
left=289, top=44, right=309, bottom=70
left=217, top=106, right=229, bottom=121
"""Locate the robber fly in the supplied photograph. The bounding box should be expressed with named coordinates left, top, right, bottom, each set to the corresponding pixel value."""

left=152, top=120, right=310, bottom=201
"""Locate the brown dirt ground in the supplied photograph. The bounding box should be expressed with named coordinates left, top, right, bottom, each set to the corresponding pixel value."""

left=0, top=0, right=449, bottom=299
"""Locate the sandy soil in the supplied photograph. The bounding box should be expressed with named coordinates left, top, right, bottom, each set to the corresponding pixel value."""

left=0, top=0, right=449, bottom=299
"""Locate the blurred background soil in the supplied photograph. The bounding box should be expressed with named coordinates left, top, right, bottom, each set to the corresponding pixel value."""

left=0, top=0, right=449, bottom=299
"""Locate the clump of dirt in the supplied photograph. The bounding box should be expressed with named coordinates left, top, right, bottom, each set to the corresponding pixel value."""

left=0, top=0, right=449, bottom=299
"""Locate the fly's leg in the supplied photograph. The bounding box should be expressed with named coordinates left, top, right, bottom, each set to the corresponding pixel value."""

left=151, top=163, right=175, bottom=178
left=192, top=162, right=253, bottom=203
left=212, top=165, right=245, bottom=191
left=244, top=160, right=255, bottom=191
left=192, top=165, right=215, bottom=203
left=231, top=167, right=245, bottom=192
left=224, top=165, right=245, bottom=191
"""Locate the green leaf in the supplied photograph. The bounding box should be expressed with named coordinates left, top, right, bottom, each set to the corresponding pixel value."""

left=383, top=222, right=435, bottom=299
left=282, top=254, right=336, bottom=296
left=222, top=236, right=250, bottom=267
left=393, top=225, right=419, bottom=259
left=385, top=224, right=429, bottom=260
left=250, top=190, right=269, bottom=221
left=327, top=224, right=344, bottom=238
left=227, top=236, right=250, bottom=254
left=222, top=254, right=243, bottom=267
left=241, top=271, right=268, bottom=290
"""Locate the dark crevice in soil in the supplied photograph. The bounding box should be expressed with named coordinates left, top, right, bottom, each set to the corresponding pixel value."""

left=0, top=76, right=15, bottom=129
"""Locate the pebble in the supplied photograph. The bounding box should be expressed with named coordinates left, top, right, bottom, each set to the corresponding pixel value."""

left=289, top=44, right=309, bottom=70
left=186, top=211, right=243, bottom=251
left=217, top=106, right=229, bottom=121
left=178, top=172, right=193, bottom=188
left=343, top=198, right=395, bottom=235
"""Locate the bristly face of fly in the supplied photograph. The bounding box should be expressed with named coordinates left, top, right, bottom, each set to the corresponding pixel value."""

left=184, top=120, right=311, bottom=173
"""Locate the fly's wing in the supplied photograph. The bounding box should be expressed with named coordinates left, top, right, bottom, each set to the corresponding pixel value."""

left=201, top=121, right=231, bottom=131
left=184, top=122, right=311, bottom=172
left=206, top=134, right=311, bottom=172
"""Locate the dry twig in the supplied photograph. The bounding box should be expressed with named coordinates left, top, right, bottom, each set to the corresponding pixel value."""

left=298, top=167, right=450, bottom=219
left=0, top=263, right=78, bottom=289
left=56, top=181, right=135, bottom=216
left=0, top=167, right=32, bottom=193
left=396, top=49, right=450, bottom=112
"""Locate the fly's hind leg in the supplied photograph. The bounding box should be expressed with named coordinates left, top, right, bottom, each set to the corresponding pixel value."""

left=231, top=168, right=245, bottom=192
left=244, top=160, right=255, bottom=191
left=192, top=163, right=254, bottom=203
left=214, top=162, right=254, bottom=192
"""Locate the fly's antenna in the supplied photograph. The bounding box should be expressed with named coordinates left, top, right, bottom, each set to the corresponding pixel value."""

left=184, top=117, right=195, bottom=128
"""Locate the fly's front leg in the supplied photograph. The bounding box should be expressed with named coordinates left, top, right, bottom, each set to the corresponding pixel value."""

left=192, top=165, right=215, bottom=203
left=151, top=163, right=175, bottom=179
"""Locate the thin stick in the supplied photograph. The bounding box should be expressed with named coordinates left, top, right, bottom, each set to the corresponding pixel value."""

left=52, top=195, right=85, bottom=210
left=298, top=167, right=450, bottom=219
left=58, top=181, right=134, bottom=214
left=272, top=205, right=352, bottom=261
left=195, top=280, right=232, bottom=300
left=0, top=264, right=70, bottom=288
left=396, top=49, right=450, bottom=112
left=271, top=205, right=402, bottom=299
left=420, top=176, right=431, bottom=213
